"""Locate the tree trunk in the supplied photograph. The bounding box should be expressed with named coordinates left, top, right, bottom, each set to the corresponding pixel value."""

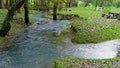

left=100, top=2, right=103, bottom=7
left=68, top=0, right=72, bottom=7
left=6, top=0, right=9, bottom=8
left=0, top=0, right=26, bottom=37
left=117, top=2, right=120, bottom=8
left=24, top=0, right=29, bottom=24
left=0, top=0, right=4, bottom=9
left=53, top=4, right=57, bottom=20
left=85, top=2, right=88, bottom=7
left=10, top=0, right=13, bottom=7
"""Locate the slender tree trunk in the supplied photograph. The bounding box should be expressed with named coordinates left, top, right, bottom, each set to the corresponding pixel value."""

left=85, top=2, right=89, bottom=7
left=117, top=2, right=120, bottom=8
left=68, top=0, right=72, bottom=7
left=10, top=0, right=13, bottom=7
left=53, top=4, right=57, bottom=20
left=0, top=0, right=4, bottom=9
left=100, top=2, right=103, bottom=7
left=24, top=0, right=29, bottom=24
left=0, top=0, right=26, bottom=37
left=95, top=1, right=98, bottom=10
left=6, top=0, right=9, bottom=8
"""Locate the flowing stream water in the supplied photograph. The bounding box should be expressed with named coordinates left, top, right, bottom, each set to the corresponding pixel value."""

left=0, top=12, right=120, bottom=68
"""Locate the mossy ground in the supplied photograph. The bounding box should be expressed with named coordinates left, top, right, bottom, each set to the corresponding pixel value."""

left=0, top=9, right=38, bottom=51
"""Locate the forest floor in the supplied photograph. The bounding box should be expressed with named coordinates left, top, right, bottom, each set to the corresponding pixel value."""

left=54, top=6, right=120, bottom=68
left=0, top=9, right=39, bottom=51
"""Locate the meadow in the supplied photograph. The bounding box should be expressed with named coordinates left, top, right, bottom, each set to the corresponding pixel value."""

left=60, top=6, right=120, bottom=43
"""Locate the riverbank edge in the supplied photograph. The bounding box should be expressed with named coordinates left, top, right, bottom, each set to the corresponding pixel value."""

left=54, top=12, right=120, bottom=68
left=54, top=58, right=120, bottom=68
left=0, top=9, right=39, bottom=51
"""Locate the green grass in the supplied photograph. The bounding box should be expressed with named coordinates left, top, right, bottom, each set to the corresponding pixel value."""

left=29, top=9, right=39, bottom=14
left=56, top=6, right=120, bottom=67
left=0, top=9, right=8, bottom=43
left=59, top=6, right=120, bottom=43
left=54, top=58, right=120, bottom=68
left=0, top=9, right=7, bottom=28
left=70, top=18, right=120, bottom=43
left=59, top=6, right=120, bottom=18
left=106, top=6, right=120, bottom=12
left=59, top=6, right=102, bottom=18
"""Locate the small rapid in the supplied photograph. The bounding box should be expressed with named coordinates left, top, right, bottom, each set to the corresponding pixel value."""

left=0, top=12, right=120, bottom=68
left=62, top=38, right=120, bottom=59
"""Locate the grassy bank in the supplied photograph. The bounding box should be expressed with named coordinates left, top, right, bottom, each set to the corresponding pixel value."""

left=59, top=6, right=102, bottom=18
left=59, top=6, right=120, bottom=18
left=0, top=9, right=39, bottom=51
left=54, top=58, right=120, bottom=68
left=59, top=6, right=120, bottom=43
left=70, top=18, right=120, bottom=43
left=55, top=6, right=120, bottom=68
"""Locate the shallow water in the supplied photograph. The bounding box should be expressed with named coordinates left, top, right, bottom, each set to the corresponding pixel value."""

left=0, top=12, right=120, bottom=68
left=62, top=38, right=120, bottom=59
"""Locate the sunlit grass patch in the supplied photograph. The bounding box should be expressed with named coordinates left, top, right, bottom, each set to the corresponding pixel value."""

left=70, top=18, right=120, bottom=43
left=59, top=6, right=120, bottom=43
left=58, top=6, right=102, bottom=18
left=59, top=6, right=120, bottom=18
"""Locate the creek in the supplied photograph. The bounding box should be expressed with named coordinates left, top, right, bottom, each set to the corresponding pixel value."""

left=0, top=12, right=120, bottom=68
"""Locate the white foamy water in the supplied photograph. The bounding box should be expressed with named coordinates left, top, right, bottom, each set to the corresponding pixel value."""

left=62, top=39, right=120, bottom=59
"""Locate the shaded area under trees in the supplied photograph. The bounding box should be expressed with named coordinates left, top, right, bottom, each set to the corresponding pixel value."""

left=0, top=0, right=29, bottom=37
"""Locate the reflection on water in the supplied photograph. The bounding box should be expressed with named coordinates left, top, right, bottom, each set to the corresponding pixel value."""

left=0, top=12, right=120, bottom=68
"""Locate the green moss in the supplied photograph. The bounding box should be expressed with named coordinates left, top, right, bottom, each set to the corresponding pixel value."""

left=29, top=9, right=39, bottom=14
left=61, top=29, right=70, bottom=35
left=0, top=9, right=7, bottom=25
